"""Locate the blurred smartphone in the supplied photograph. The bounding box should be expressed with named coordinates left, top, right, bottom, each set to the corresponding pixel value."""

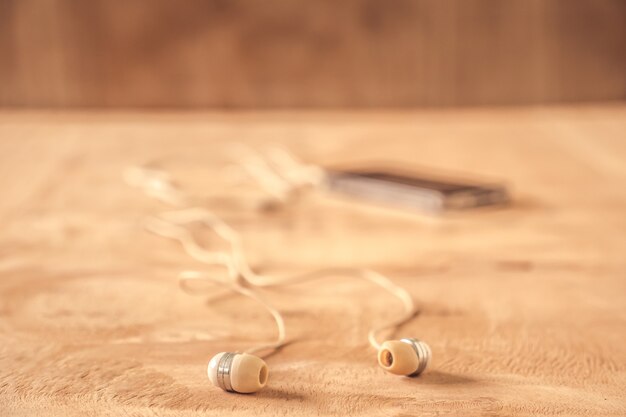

left=325, top=169, right=509, bottom=213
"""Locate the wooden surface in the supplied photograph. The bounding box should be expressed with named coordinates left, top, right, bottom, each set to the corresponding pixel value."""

left=1, top=0, right=626, bottom=107
left=0, top=105, right=625, bottom=416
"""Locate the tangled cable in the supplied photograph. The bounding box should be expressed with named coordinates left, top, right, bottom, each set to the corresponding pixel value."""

left=125, top=162, right=418, bottom=358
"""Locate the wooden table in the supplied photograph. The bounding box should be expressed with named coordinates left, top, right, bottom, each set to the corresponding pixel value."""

left=1, top=106, right=625, bottom=416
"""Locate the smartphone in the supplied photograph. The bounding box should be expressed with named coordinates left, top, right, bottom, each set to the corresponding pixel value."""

left=324, top=169, right=509, bottom=213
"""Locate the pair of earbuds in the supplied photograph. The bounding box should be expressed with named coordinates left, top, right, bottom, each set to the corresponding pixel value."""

left=126, top=165, right=432, bottom=395
left=208, top=338, right=431, bottom=394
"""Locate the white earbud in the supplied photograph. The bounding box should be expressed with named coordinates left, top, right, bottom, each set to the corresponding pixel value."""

left=377, top=338, right=431, bottom=377
left=208, top=352, right=269, bottom=393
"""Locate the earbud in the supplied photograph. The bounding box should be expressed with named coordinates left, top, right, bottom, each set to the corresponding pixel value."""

left=377, top=338, right=431, bottom=377
left=208, top=352, right=269, bottom=393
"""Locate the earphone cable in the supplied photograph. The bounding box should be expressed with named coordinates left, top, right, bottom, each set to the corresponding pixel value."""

left=126, top=164, right=418, bottom=354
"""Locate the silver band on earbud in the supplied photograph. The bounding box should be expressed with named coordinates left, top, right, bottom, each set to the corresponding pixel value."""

left=401, top=338, right=430, bottom=377
left=217, top=352, right=236, bottom=392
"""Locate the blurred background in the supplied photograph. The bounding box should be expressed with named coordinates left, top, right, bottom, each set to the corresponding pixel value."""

left=1, top=0, right=625, bottom=108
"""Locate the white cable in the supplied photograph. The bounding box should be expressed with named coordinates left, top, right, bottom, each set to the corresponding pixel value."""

left=179, top=271, right=286, bottom=356
left=125, top=160, right=417, bottom=353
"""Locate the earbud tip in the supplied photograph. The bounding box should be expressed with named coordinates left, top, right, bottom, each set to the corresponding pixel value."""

left=231, top=353, right=269, bottom=393
left=378, top=339, right=430, bottom=377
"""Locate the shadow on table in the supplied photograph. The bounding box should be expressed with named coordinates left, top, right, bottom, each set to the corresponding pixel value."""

left=416, top=370, right=477, bottom=385
left=254, top=386, right=308, bottom=401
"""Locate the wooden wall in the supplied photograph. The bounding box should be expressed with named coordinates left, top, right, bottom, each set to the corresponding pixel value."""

left=1, top=0, right=625, bottom=108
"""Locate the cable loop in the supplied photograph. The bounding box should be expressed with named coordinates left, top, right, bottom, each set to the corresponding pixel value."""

left=126, top=159, right=417, bottom=355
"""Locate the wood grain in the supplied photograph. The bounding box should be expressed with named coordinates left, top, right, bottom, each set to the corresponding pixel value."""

left=0, top=0, right=625, bottom=107
left=0, top=105, right=625, bottom=416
